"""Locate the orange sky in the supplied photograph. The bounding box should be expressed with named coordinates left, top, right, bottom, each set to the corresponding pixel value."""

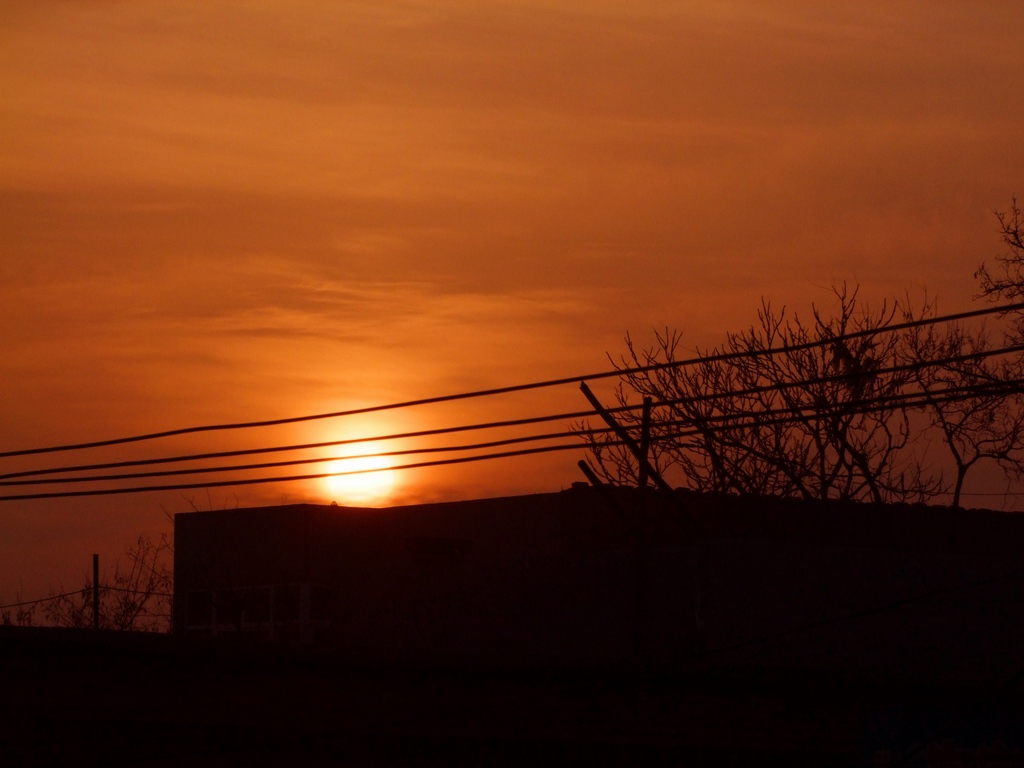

left=2, top=0, right=1024, bottom=598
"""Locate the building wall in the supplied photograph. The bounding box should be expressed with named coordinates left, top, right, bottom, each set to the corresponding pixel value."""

left=174, top=488, right=1024, bottom=679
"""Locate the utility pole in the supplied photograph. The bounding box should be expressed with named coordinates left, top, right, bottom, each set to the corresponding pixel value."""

left=638, top=396, right=652, bottom=492
left=579, top=381, right=707, bottom=659
left=92, top=554, right=100, bottom=631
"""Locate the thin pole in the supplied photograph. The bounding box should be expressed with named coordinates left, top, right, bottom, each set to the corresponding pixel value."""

left=579, top=382, right=708, bottom=658
left=635, top=397, right=652, bottom=663
left=638, top=397, right=652, bottom=490
left=92, top=554, right=99, bottom=631
left=579, top=382, right=676, bottom=497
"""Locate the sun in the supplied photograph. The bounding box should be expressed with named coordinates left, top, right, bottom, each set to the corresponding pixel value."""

left=323, top=442, right=397, bottom=506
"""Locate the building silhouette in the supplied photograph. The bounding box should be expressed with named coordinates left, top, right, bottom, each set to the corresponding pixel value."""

left=6, top=486, right=1024, bottom=764
left=174, top=486, right=1024, bottom=684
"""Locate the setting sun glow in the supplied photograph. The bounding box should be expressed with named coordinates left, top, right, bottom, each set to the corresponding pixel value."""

left=323, top=443, right=397, bottom=506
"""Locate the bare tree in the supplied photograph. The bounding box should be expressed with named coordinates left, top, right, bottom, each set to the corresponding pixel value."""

left=43, top=534, right=173, bottom=632
left=584, top=202, right=1024, bottom=508
left=0, top=589, right=39, bottom=627
left=582, top=285, right=939, bottom=503
left=903, top=313, right=1024, bottom=507
left=976, top=196, right=1024, bottom=302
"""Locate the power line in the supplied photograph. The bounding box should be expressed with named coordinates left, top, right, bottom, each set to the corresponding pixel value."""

left=2, top=315, right=1022, bottom=501
left=0, top=585, right=172, bottom=614
left=677, top=381, right=1023, bottom=435
left=105, top=585, right=173, bottom=598
left=0, top=442, right=590, bottom=501
left=0, top=428, right=606, bottom=487
left=6, top=341, right=1022, bottom=484
left=4, top=300, right=1023, bottom=460
left=4, top=376, right=1020, bottom=501
left=599, top=345, right=1024, bottom=424
left=5, top=379, right=1018, bottom=490
left=0, top=590, right=82, bottom=611
left=0, top=409, right=605, bottom=481
left=586, top=382, right=1024, bottom=462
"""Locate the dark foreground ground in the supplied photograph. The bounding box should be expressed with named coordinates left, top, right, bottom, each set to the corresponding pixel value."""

left=1, top=626, right=1022, bottom=767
